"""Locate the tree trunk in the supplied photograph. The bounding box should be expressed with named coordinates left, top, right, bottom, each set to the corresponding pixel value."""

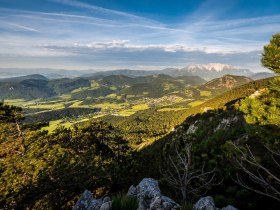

left=16, top=120, right=26, bottom=155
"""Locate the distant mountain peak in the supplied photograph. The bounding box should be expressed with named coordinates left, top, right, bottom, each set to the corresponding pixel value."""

left=187, top=63, right=234, bottom=72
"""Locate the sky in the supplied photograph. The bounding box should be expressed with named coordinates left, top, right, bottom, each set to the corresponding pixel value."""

left=0, top=0, right=279, bottom=72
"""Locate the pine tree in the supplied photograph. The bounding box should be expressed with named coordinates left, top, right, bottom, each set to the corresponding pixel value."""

left=261, top=33, right=280, bottom=74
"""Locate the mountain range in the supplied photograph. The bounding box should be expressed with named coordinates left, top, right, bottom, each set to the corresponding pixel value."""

left=0, top=72, right=256, bottom=102
left=0, top=63, right=276, bottom=80
left=82, top=63, right=253, bottom=80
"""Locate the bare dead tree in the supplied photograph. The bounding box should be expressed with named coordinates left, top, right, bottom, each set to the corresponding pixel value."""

left=12, top=110, right=27, bottom=155
left=232, top=143, right=280, bottom=201
left=161, top=142, right=219, bottom=202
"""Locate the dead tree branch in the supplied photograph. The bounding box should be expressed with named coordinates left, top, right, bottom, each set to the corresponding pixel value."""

left=232, top=143, right=280, bottom=201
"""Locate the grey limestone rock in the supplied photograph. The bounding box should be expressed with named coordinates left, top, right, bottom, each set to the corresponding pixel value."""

left=102, top=196, right=111, bottom=203
left=72, top=190, right=102, bottom=210
left=193, top=196, right=216, bottom=210
left=127, top=185, right=137, bottom=196
left=137, top=178, right=161, bottom=199
left=128, top=178, right=180, bottom=210
left=193, top=197, right=238, bottom=210
left=220, top=205, right=238, bottom=210
left=72, top=190, right=93, bottom=210
left=99, top=201, right=112, bottom=210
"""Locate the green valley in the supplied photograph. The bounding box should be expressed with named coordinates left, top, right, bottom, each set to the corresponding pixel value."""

left=1, top=74, right=254, bottom=134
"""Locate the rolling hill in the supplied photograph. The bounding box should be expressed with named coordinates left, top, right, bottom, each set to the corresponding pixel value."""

left=0, top=75, right=55, bottom=100
left=250, top=72, right=277, bottom=80
left=202, top=75, right=253, bottom=90
left=0, top=74, right=206, bottom=100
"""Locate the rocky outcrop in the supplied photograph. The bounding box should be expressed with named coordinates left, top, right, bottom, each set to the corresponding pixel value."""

left=73, top=181, right=237, bottom=210
left=249, top=88, right=267, bottom=99
left=72, top=191, right=111, bottom=210
left=127, top=178, right=181, bottom=210
left=73, top=178, right=179, bottom=210
left=193, top=196, right=238, bottom=210
left=186, top=122, right=199, bottom=135
left=214, top=116, right=240, bottom=132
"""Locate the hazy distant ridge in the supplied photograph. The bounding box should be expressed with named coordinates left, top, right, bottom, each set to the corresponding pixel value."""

left=0, top=63, right=274, bottom=80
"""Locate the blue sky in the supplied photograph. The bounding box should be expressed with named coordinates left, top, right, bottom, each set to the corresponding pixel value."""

left=0, top=0, right=279, bottom=71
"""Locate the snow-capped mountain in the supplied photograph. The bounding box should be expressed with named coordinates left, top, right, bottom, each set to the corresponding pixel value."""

left=186, top=63, right=234, bottom=72
left=177, top=63, right=253, bottom=80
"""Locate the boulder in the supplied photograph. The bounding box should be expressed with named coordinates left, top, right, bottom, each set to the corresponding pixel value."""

left=150, top=196, right=163, bottom=209
left=127, top=185, right=137, bottom=196
left=88, top=200, right=102, bottom=210
left=72, top=190, right=93, bottom=210
left=137, top=178, right=161, bottom=198
left=102, top=196, right=111, bottom=203
left=72, top=190, right=103, bottom=210
left=193, top=196, right=216, bottom=210
left=138, top=198, right=149, bottom=210
left=221, top=205, right=238, bottom=210
left=99, top=201, right=112, bottom=210
left=127, top=178, right=180, bottom=210
left=162, top=201, right=172, bottom=210
left=193, top=197, right=238, bottom=210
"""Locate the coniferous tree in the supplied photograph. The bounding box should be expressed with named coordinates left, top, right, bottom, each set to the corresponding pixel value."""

left=261, top=33, right=280, bottom=74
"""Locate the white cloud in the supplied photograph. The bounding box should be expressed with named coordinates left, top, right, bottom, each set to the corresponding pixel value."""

left=0, top=20, right=39, bottom=32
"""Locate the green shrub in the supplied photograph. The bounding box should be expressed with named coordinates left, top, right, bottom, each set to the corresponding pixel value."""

left=181, top=202, right=193, bottom=210
left=110, top=194, right=138, bottom=210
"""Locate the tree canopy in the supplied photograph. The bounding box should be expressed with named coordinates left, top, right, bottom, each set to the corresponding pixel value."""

left=262, top=33, right=280, bottom=74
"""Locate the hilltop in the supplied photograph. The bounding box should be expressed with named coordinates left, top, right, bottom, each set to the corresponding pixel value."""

left=203, top=75, right=253, bottom=90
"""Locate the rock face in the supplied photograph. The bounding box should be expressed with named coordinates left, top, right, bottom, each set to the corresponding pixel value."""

left=127, top=178, right=181, bottom=210
left=193, top=196, right=238, bottom=210
left=214, top=116, right=240, bottom=132
left=186, top=123, right=199, bottom=135
left=72, top=191, right=111, bottom=210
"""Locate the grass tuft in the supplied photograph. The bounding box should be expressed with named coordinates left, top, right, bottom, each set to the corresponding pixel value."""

left=110, top=194, right=138, bottom=210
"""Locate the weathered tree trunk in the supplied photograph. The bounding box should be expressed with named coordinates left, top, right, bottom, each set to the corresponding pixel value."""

left=15, top=120, right=26, bottom=155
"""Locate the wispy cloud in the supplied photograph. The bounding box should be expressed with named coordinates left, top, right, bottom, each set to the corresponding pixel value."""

left=0, top=20, right=39, bottom=32
left=48, top=0, right=158, bottom=24
left=51, top=40, right=195, bottom=53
